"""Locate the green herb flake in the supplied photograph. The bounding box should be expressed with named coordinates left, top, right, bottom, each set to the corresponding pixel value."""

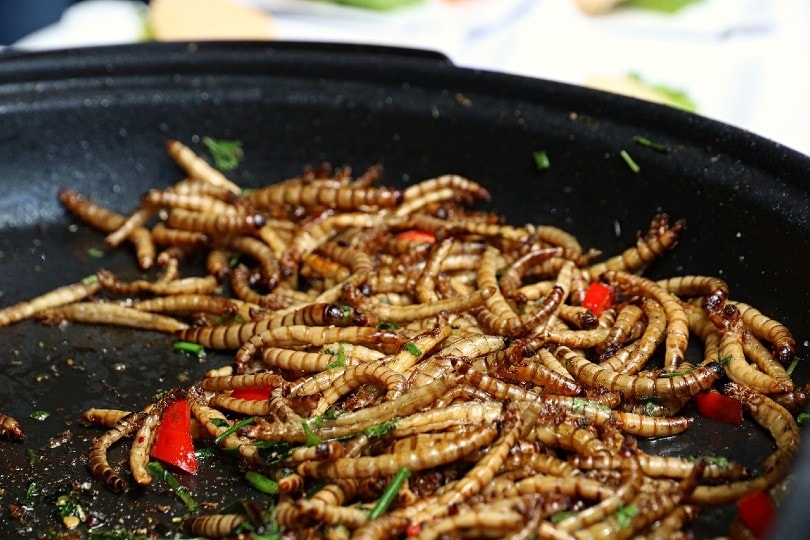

left=571, top=397, right=611, bottom=413
left=687, top=455, right=730, bottom=469
left=202, top=136, right=244, bottom=171
left=147, top=461, right=198, bottom=512
left=404, top=342, right=422, bottom=356
left=21, top=482, right=39, bottom=509
left=82, top=274, right=99, bottom=285
left=625, top=0, right=703, bottom=15
left=255, top=440, right=298, bottom=465
left=368, top=467, right=411, bottom=519
left=550, top=510, right=577, bottom=523
left=633, top=135, right=670, bottom=153
left=173, top=340, right=205, bottom=357
left=614, top=504, right=638, bottom=528
left=214, top=417, right=256, bottom=445
left=786, top=357, right=800, bottom=376
left=87, top=247, right=105, bottom=259
left=363, top=419, right=399, bottom=438
left=798, top=412, right=810, bottom=425
left=302, top=421, right=324, bottom=447
left=533, top=150, right=550, bottom=171
left=30, top=410, right=50, bottom=421
left=619, top=150, right=641, bottom=173
left=376, top=321, right=400, bottom=330
left=245, top=471, right=280, bottom=495
left=325, top=357, right=346, bottom=370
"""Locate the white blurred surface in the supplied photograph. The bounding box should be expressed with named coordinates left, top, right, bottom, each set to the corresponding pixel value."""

left=12, top=0, right=810, bottom=158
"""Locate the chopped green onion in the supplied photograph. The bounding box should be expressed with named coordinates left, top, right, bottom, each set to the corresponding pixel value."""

left=798, top=412, right=810, bottom=425
left=614, top=504, right=638, bottom=528
left=571, top=397, right=611, bottom=413
left=619, top=150, right=640, bottom=173
left=404, top=342, right=422, bottom=356
left=214, top=417, right=256, bottom=445
left=202, top=136, right=244, bottom=171
left=533, top=150, right=550, bottom=171
left=363, top=419, right=398, bottom=438
left=302, top=421, right=323, bottom=446
left=687, top=455, right=730, bottom=468
left=367, top=467, right=410, bottom=519
left=87, top=247, right=105, bottom=259
left=550, top=511, right=577, bottom=523
left=245, top=471, right=280, bottom=495
left=27, top=448, right=36, bottom=467
left=147, top=461, right=197, bottom=511
left=195, top=447, right=218, bottom=459
left=786, top=357, right=799, bottom=376
left=325, top=357, right=346, bottom=370
left=173, top=340, right=205, bottom=357
left=633, top=135, right=669, bottom=153
left=30, top=410, right=50, bottom=421
left=376, top=322, right=400, bottom=330
left=82, top=274, right=99, bottom=285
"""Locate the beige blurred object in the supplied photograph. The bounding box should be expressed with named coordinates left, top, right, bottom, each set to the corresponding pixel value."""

left=149, top=0, right=274, bottom=41
left=574, top=0, right=626, bottom=15
left=586, top=74, right=683, bottom=107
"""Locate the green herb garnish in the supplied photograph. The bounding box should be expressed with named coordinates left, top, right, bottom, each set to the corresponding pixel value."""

left=798, top=412, right=810, bottom=425
left=404, top=342, right=422, bottom=356
left=364, top=419, right=399, bottom=438
left=625, top=0, right=703, bottom=15
left=202, top=136, right=244, bottom=171
left=30, top=410, right=50, bottom=421
left=147, top=461, right=197, bottom=511
left=245, top=471, right=280, bottom=495
left=633, top=135, right=669, bottom=153
left=619, top=150, right=640, bottom=173
left=214, top=417, right=256, bottom=445
left=787, top=357, right=800, bottom=376
left=571, top=397, right=611, bottom=413
left=614, top=504, right=638, bottom=528
left=173, top=340, right=205, bottom=357
left=377, top=322, right=400, bottom=330
left=367, top=467, right=411, bottom=519
left=87, top=247, right=105, bottom=259
left=302, top=421, right=324, bottom=446
left=533, top=150, right=550, bottom=171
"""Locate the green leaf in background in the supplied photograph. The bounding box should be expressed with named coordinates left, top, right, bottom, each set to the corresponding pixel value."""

left=627, top=72, right=697, bottom=112
left=625, top=0, right=704, bottom=14
left=313, top=0, right=424, bottom=11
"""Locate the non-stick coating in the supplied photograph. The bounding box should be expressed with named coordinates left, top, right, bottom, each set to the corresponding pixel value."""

left=0, top=42, right=808, bottom=538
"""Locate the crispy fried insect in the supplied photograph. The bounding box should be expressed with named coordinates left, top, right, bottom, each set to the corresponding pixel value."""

left=246, top=177, right=403, bottom=211
left=87, top=410, right=148, bottom=493
left=730, top=300, right=796, bottom=365
left=587, top=214, right=685, bottom=278
left=0, top=413, right=26, bottom=442
left=0, top=277, right=101, bottom=328
left=132, top=294, right=237, bottom=317
left=312, top=362, right=408, bottom=416
left=167, top=207, right=265, bottom=235
left=38, top=301, right=189, bottom=333
left=130, top=388, right=185, bottom=486
left=185, top=513, right=247, bottom=538
left=166, top=139, right=242, bottom=194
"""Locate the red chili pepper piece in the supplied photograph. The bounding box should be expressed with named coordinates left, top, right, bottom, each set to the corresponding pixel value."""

left=150, top=399, right=198, bottom=474
left=694, top=390, right=744, bottom=425
left=230, top=387, right=273, bottom=401
left=397, top=229, right=436, bottom=244
left=737, top=489, right=776, bottom=538
left=581, top=282, right=615, bottom=316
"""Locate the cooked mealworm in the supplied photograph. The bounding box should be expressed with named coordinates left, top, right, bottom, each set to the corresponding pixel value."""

left=572, top=453, right=747, bottom=482
left=386, top=321, right=453, bottom=373
left=151, top=221, right=210, bottom=248
left=87, top=410, right=149, bottom=493
left=587, top=214, right=684, bottom=278
left=59, top=189, right=156, bottom=268
left=185, top=513, right=247, bottom=538
left=178, top=303, right=362, bottom=350
left=730, top=300, right=796, bottom=365
left=295, top=498, right=369, bottom=529
left=132, top=294, right=237, bottom=317
left=167, top=207, right=265, bottom=235
left=38, top=301, right=189, bottom=333
left=611, top=298, right=666, bottom=375
left=497, top=357, right=583, bottom=396
left=130, top=388, right=184, bottom=485
left=374, top=285, right=495, bottom=324
left=298, top=422, right=498, bottom=479
left=0, top=277, right=101, bottom=328
left=558, top=345, right=721, bottom=400
left=0, top=413, right=26, bottom=442
left=105, top=206, right=154, bottom=248
left=498, top=248, right=565, bottom=300
left=417, top=508, right=525, bottom=540
left=246, top=180, right=403, bottom=211
left=234, top=325, right=407, bottom=369
left=166, top=139, right=242, bottom=194
left=312, top=362, right=408, bottom=416
left=718, top=304, right=791, bottom=394
left=603, top=271, right=690, bottom=371
left=600, top=303, right=645, bottom=361
left=402, top=174, right=490, bottom=204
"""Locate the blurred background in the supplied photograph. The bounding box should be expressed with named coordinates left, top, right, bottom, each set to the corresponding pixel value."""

left=1, top=0, right=808, bottom=158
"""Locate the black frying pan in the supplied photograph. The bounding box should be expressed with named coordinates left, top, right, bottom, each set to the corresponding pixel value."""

left=0, top=41, right=808, bottom=538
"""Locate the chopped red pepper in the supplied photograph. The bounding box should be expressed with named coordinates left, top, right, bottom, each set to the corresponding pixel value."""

left=230, top=387, right=273, bottom=401
left=737, top=489, right=776, bottom=538
left=150, top=399, right=198, bottom=474
left=397, top=229, right=436, bottom=244
left=694, top=390, right=744, bottom=425
left=582, top=282, right=615, bottom=316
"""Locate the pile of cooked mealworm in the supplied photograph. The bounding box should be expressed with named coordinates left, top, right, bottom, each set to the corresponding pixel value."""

left=0, top=139, right=805, bottom=538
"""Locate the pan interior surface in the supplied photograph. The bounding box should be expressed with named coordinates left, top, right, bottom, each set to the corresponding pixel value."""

left=0, top=42, right=808, bottom=538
